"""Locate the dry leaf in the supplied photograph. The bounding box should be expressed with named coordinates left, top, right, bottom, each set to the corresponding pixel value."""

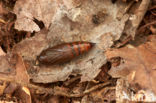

left=95, top=63, right=111, bottom=82
left=0, top=101, right=16, bottom=103
left=0, top=81, right=6, bottom=96
left=106, top=35, right=156, bottom=94
left=47, top=96, right=59, bottom=103
left=15, top=54, right=30, bottom=83
left=13, top=0, right=129, bottom=83
left=0, top=55, right=15, bottom=74
left=14, top=0, right=57, bottom=32
left=4, top=83, right=18, bottom=96
left=0, top=2, right=8, bottom=15
left=0, top=47, right=6, bottom=56
left=123, top=0, right=150, bottom=38
left=13, top=29, right=48, bottom=61
left=14, top=86, right=31, bottom=103
left=116, top=79, right=156, bottom=102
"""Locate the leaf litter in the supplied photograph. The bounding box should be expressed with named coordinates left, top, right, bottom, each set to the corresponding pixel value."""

left=0, top=0, right=155, bottom=102
left=13, top=0, right=130, bottom=83
left=106, top=35, right=156, bottom=102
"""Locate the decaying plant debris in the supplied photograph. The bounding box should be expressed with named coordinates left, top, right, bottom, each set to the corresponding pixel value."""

left=0, top=0, right=155, bottom=102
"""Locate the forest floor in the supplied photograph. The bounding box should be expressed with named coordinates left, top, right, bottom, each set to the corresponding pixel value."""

left=0, top=0, right=156, bottom=103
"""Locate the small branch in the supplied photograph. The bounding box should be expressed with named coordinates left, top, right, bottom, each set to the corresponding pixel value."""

left=0, top=73, right=112, bottom=97
left=137, top=21, right=156, bottom=33
left=64, top=75, right=81, bottom=86
left=83, top=81, right=111, bottom=94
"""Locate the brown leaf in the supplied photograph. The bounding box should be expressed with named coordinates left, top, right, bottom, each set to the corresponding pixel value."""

left=13, top=0, right=58, bottom=32
left=4, top=83, right=18, bottom=96
left=14, top=54, right=31, bottom=102
left=0, top=2, right=8, bottom=15
left=0, top=47, right=6, bottom=56
left=14, top=86, right=31, bottom=103
left=13, top=29, right=48, bottom=61
left=106, top=35, right=156, bottom=94
left=32, top=0, right=129, bottom=83
left=0, top=55, right=15, bottom=74
left=95, top=62, right=111, bottom=82
left=47, top=96, right=59, bottom=103
left=15, top=54, right=30, bottom=83
left=13, top=0, right=130, bottom=83
left=123, top=0, right=150, bottom=38
left=0, top=81, right=7, bottom=96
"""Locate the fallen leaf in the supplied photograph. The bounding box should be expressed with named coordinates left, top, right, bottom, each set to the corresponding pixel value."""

left=0, top=55, right=15, bottom=74
left=13, top=29, right=48, bottom=61
left=14, top=0, right=129, bottom=83
left=95, top=62, right=111, bottom=82
left=14, top=86, right=31, bottom=103
left=106, top=35, right=156, bottom=94
left=0, top=47, right=6, bottom=56
left=22, top=86, right=31, bottom=96
left=0, top=101, right=16, bottom=103
left=4, top=83, right=18, bottom=96
left=0, top=81, right=6, bottom=96
left=116, top=79, right=156, bottom=102
left=15, top=54, right=30, bottom=83
left=14, top=0, right=57, bottom=32
left=47, top=96, right=59, bottom=103
left=0, top=2, right=8, bottom=15
left=123, top=0, right=150, bottom=38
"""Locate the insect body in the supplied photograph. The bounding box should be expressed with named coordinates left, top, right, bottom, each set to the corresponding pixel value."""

left=38, top=41, right=95, bottom=65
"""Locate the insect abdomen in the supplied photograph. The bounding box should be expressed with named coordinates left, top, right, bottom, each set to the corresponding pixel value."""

left=38, top=41, right=95, bottom=65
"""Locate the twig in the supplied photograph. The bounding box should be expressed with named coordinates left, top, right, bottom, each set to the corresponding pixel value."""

left=151, top=11, right=156, bottom=16
left=137, top=21, right=156, bottom=33
left=83, top=82, right=111, bottom=94
left=149, top=5, right=156, bottom=10
left=101, top=86, right=116, bottom=95
left=64, top=75, right=81, bottom=86
left=0, top=73, right=112, bottom=97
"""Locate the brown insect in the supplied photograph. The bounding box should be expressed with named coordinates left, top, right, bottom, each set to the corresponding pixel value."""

left=38, top=41, right=95, bottom=65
